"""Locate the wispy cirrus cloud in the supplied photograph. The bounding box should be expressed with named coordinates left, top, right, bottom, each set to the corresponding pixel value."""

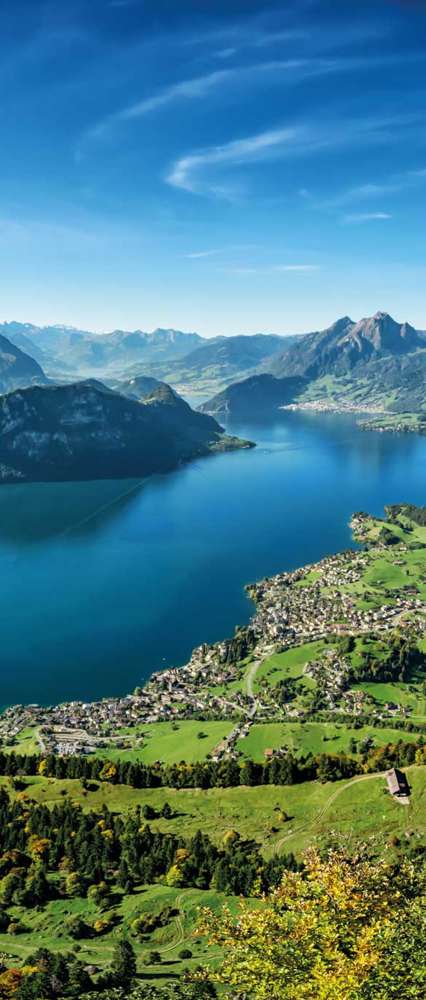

left=184, top=249, right=224, bottom=259
left=321, top=163, right=426, bottom=211
left=167, top=126, right=299, bottom=195
left=166, top=114, right=420, bottom=197
left=85, top=57, right=348, bottom=143
left=342, top=211, right=392, bottom=223
left=275, top=264, right=320, bottom=271
left=83, top=49, right=408, bottom=149
left=223, top=262, right=321, bottom=277
left=88, top=68, right=235, bottom=139
left=183, top=243, right=261, bottom=260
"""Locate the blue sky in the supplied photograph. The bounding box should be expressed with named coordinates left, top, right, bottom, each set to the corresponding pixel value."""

left=2, top=0, right=426, bottom=336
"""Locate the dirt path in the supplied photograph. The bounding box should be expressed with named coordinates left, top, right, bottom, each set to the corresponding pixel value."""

left=157, top=893, right=186, bottom=955
left=273, top=771, right=386, bottom=854
left=245, top=659, right=261, bottom=701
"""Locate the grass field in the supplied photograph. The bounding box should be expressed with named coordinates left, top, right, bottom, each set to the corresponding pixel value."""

left=3, top=726, right=41, bottom=754
left=95, top=721, right=234, bottom=764
left=236, top=721, right=421, bottom=760
left=354, top=681, right=426, bottom=717
left=252, top=641, right=327, bottom=694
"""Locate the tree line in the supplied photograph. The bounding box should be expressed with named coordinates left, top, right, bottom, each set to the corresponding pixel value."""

left=0, top=735, right=423, bottom=792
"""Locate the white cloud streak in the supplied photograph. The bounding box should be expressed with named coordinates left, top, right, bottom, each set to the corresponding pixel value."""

left=322, top=163, right=426, bottom=211
left=222, top=263, right=321, bottom=276
left=184, top=249, right=224, bottom=259
left=167, top=127, right=301, bottom=193
left=88, top=62, right=311, bottom=140
left=85, top=54, right=395, bottom=144
left=275, top=264, right=320, bottom=272
left=342, top=211, right=392, bottom=223
left=166, top=115, right=418, bottom=197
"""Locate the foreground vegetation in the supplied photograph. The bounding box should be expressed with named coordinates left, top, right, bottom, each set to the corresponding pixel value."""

left=1, top=847, right=425, bottom=999
left=202, top=846, right=426, bottom=999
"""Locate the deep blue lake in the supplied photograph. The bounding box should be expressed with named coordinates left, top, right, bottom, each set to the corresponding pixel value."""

left=1, top=410, right=426, bottom=706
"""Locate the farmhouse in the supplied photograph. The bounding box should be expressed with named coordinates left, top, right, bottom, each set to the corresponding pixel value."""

left=385, top=768, right=410, bottom=798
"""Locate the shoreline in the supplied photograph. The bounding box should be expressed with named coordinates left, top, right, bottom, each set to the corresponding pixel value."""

left=280, top=400, right=387, bottom=416
left=2, top=505, right=426, bottom=755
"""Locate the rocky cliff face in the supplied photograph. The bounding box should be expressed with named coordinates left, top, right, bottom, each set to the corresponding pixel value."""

left=269, top=313, right=426, bottom=380
left=0, top=380, right=250, bottom=484
left=0, top=334, right=47, bottom=394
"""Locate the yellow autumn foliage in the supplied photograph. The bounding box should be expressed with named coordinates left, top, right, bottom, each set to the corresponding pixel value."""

left=28, top=836, right=50, bottom=859
left=200, top=847, right=426, bottom=1000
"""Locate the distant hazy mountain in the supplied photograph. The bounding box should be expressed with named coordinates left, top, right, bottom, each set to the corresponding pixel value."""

left=125, top=333, right=300, bottom=404
left=0, top=333, right=48, bottom=394
left=200, top=374, right=307, bottom=420
left=170, top=334, right=292, bottom=375
left=0, top=323, right=203, bottom=374
left=269, top=312, right=426, bottom=379
left=202, top=312, right=426, bottom=418
left=0, top=380, right=251, bottom=484
left=0, top=322, right=302, bottom=408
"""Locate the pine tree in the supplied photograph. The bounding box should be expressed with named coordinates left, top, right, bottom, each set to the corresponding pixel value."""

left=111, top=937, right=137, bottom=989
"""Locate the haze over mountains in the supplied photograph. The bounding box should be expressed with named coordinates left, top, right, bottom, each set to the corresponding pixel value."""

left=0, top=322, right=204, bottom=375
left=0, top=321, right=294, bottom=402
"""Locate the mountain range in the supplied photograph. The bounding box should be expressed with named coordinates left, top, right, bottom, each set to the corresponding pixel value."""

left=0, top=322, right=289, bottom=380
left=0, top=322, right=204, bottom=373
left=0, top=380, right=251, bottom=484
left=0, top=321, right=296, bottom=404
left=202, top=312, right=426, bottom=419
left=1, top=310, right=426, bottom=443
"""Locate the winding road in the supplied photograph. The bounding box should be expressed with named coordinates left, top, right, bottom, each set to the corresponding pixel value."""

left=273, top=771, right=392, bottom=854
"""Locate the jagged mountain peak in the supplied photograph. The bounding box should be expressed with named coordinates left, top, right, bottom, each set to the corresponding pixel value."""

left=330, top=315, right=354, bottom=330
left=269, top=311, right=425, bottom=380
left=347, top=312, right=421, bottom=354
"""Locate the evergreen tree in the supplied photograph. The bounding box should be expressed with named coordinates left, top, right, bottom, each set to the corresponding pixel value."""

left=111, top=937, right=137, bottom=989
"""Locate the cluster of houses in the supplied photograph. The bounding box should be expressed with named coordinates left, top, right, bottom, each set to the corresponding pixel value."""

left=248, top=544, right=424, bottom=657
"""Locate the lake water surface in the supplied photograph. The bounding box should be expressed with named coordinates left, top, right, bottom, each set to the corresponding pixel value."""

left=1, top=410, right=426, bottom=706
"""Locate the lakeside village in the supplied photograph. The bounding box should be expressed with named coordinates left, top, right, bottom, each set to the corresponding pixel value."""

left=1, top=512, right=425, bottom=759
